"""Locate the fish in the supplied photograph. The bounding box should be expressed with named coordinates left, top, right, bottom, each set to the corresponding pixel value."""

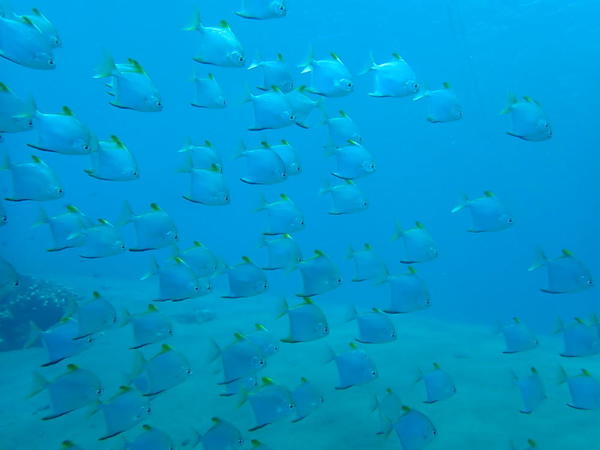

left=0, top=81, right=35, bottom=133
left=345, top=306, right=396, bottom=344
left=174, top=241, right=225, bottom=278
left=29, top=364, right=102, bottom=420
left=384, top=267, right=431, bottom=314
left=277, top=297, right=329, bottom=343
left=184, top=13, right=245, bottom=67
left=178, top=139, right=222, bottom=170
left=417, top=363, right=456, bottom=403
left=236, top=142, right=287, bottom=185
left=559, top=367, right=600, bottom=410
left=529, top=249, right=594, bottom=294
left=512, top=367, right=546, bottom=414
left=372, top=388, right=404, bottom=435
left=326, top=343, right=378, bottom=390
left=240, top=377, right=295, bottom=431
left=259, top=233, right=302, bottom=271
left=71, top=291, right=117, bottom=339
left=33, top=205, right=91, bottom=252
left=296, top=249, right=342, bottom=297
left=191, top=72, right=226, bottom=108
left=324, top=110, right=362, bottom=148
left=285, top=86, right=321, bottom=128
left=222, top=256, right=268, bottom=299
left=180, top=162, right=230, bottom=206
left=119, top=202, right=178, bottom=252
left=209, top=332, right=266, bottom=385
left=70, top=218, right=126, bottom=259
left=268, top=140, right=301, bottom=176
left=363, top=53, right=419, bottom=98
left=248, top=53, right=293, bottom=92
left=0, top=255, right=19, bottom=296
left=31, top=318, right=94, bottom=367
left=236, top=0, right=287, bottom=20
left=501, top=95, right=552, bottom=141
left=1, top=155, right=63, bottom=202
left=300, top=51, right=353, bottom=97
left=556, top=317, right=600, bottom=357
left=391, top=406, right=437, bottom=450
left=200, top=417, right=244, bottom=450
left=246, top=324, right=279, bottom=358
left=94, top=55, right=162, bottom=112
left=96, top=386, right=151, bottom=440
left=28, top=106, right=98, bottom=154
left=320, top=179, right=368, bottom=215
left=0, top=13, right=56, bottom=69
left=392, top=221, right=439, bottom=264
left=84, top=135, right=139, bottom=181
left=142, top=256, right=211, bottom=302
left=451, top=191, right=513, bottom=233
left=122, top=304, right=174, bottom=350
left=246, top=87, right=297, bottom=131
left=500, top=317, right=538, bottom=354
left=291, top=377, right=324, bottom=422
left=129, top=344, right=192, bottom=396
left=327, top=140, right=376, bottom=180
left=256, top=193, right=304, bottom=235
left=122, top=424, right=174, bottom=450
left=346, top=243, right=388, bottom=282
left=413, top=82, right=463, bottom=123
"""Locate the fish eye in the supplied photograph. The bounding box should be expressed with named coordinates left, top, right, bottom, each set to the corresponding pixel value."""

left=259, top=359, right=265, bottom=366
left=323, top=327, right=329, bottom=333
left=58, top=188, right=64, bottom=194
left=507, top=217, right=513, bottom=223
left=238, top=439, right=244, bottom=445
left=289, top=403, right=295, bottom=409
left=147, top=407, right=152, bottom=413
left=371, top=370, right=377, bottom=376
left=48, top=59, right=54, bottom=65
left=587, top=279, right=594, bottom=286
left=27, top=119, right=33, bottom=127
left=363, top=201, right=368, bottom=207
left=97, top=388, right=103, bottom=394
left=186, top=369, right=192, bottom=374
left=83, top=144, right=89, bottom=151
left=121, top=244, right=126, bottom=249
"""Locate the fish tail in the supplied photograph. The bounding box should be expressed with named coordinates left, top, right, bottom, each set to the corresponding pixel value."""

left=116, top=200, right=135, bottom=226
left=500, top=93, right=518, bottom=114
left=275, top=296, right=289, bottom=318
left=528, top=247, right=548, bottom=271
left=299, top=46, right=314, bottom=73
left=412, top=85, right=430, bottom=102
left=255, top=193, right=268, bottom=212
left=391, top=221, right=404, bottom=240
left=32, top=206, right=49, bottom=227
left=28, top=371, right=48, bottom=398
left=557, top=366, right=568, bottom=385
left=140, top=257, right=159, bottom=281
left=0, top=153, right=11, bottom=171
left=183, top=9, right=203, bottom=32
left=206, top=338, right=221, bottom=363
left=93, top=52, right=116, bottom=79
left=343, top=305, right=358, bottom=323
left=247, top=52, right=263, bottom=70
left=450, top=194, right=470, bottom=213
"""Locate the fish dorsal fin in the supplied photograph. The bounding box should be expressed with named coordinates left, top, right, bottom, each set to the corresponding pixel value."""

left=512, top=317, right=521, bottom=324
left=159, top=343, right=172, bottom=354
left=211, top=417, right=221, bottom=424
left=255, top=323, right=268, bottom=331
left=363, top=243, right=372, bottom=250
left=110, top=135, right=126, bottom=149
left=415, top=221, right=426, bottom=229
left=348, top=342, right=358, bottom=350
left=150, top=203, right=161, bottom=212
left=581, top=369, right=592, bottom=377
left=97, top=218, right=110, bottom=225
left=344, top=179, right=354, bottom=185
left=277, top=53, right=285, bottom=62
left=241, top=255, right=253, bottom=264
left=297, top=85, right=308, bottom=93
left=575, top=317, right=585, bottom=325
left=31, top=155, right=43, bottom=164
left=21, top=16, right=35, bottom=27
left=279, top=193, right=290, bottom=201
left=234, top=332, right=246, bottom=341
left=66, top=363, right=79, bottom=372
left=115, top=385, right=132, bottom=398
left=401, top=405, right=411, bottom=413
left=0, top=82, right=9, bottom=93
left=338, top=110, right=348, bottom=118
left=207, top=73, right=215, bottom=80
left=391, top=53, right=404, bottom=61
left=347, top=139, right=360, bottom=146
left=280, top=139, right=289, bottom=145
left=330, top=52, right=341, bottom=62
left=92, top=291, right=102, bottom=300
left=260, top=141, right=271, bottom=149
left=146, top=304, right=158, bottom=313
left=530, top=367, right=538, bottom=375
left=66, top=205, right=80, bottom=213
left=251, top=440, right=263, bottom=448
left=385, top=387, right=394, bottom=394
left=62, top=106, right=74, bottom=116
left=61, top=441, right=76, bottom=449
left=192, top=241, right=203, bottom=247
left=371, top=307, right=382, bottom=314
left=173, top=256, right=185, bottom=265
left=301, top=297, right=314, bottom=305
left=300, top=376, right=309, bottom=383
left=261, top=376, right=274, bottom=386
left=442, top=82, right=452, bottom=89
left=483, top=190, right=494, bottom=197
left=561, top=248, right=573, bottom=258
left=219, top=20, right=231, bottom=29
left=407, top=266, right=417, bottom=275
left=142, top=424, right=153, bottom=431
left=204, top=140, right=213, bottom=148
left=313, top=249, right=325, bottom=258
left=432, top=362, right=440, bottom=370
left=208, top=164, right=221, bottom=173
left=282, top=233, right=292, bottom=239
left=527, top=439, right=537, bottom=448
left=127, top=58, right=145, bottom=73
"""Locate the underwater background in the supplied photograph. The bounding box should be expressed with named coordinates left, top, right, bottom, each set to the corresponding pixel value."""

left=1, top=0, right=599, bottom=449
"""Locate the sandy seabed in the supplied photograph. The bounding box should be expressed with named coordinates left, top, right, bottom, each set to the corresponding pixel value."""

left=0, top=276, right=599, bottom=450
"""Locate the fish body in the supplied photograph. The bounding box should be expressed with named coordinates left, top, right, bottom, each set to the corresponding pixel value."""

left=529, top=249, right=593, bottom=294
left=237, top=0, right=287, bottom=20
left=384, top=267, right=431, bottom=314
left=277, top=297, right=329, bottom=343
left=419, top=364, right=456, bottom=403
left=302, top=52, right=353, bottom=97
left=2, top=155, right=63, bottom=202
left=181, top=164, right=230, bottom=206
left=502, top=95, right=552, bottom=141
left=29, top=106, right=97, bottom=154
left=120, top=202, right=178, bottom=252
left=328, top=343, right=378, bottom=390
left=211, top=333, right=266, bottom=385
left=297, top=250, right=342, bottom=297
left=256, top=193, right=304, bottom=235
left=0, top=82, right=35, bottom=133
left=97, top=386, right=151, bottom=440
left=185, top=15, right=245, bottom=67
left=291, top=377, right=324, bottom=422
left=243, top=377, right=295, bottom=431
left=125, top=305, right=173, bottom=349
left=501, top=318, right=538, bottom=353
left=0, top=14, right=56, bottom=69
left=34, top=205, right=91, bottom=251
left=366, top=53, right=419, bottom=98
left=392, top=222, right=438, bottom=264
left=191, top=72, right=226, bottom=108
left=347, top=243, right=387, bottom=282
left=248, top=53, right=293, bottom=91
left=451, top=191, right=513, bottom=233
left=320, top=180, right=368, bottom=215
left=130, top=344, right=191, bottom=396
left=259, top=233, right=302, bottom=271
left=124, top=425, right=174, bottom=450
left=72, top=218, right=126, bottom=259
left=85, top=135, right=139, bottom=181
left=247, top=88, right=296, bottom=131
left=237, top=143, right=287, bottom=185
left=514, top=367, right=546, bottom=414
left=222, top=256, right=268, bottom=299
left=201, top=417, right=245, bottom=450
left=328, top=140, right=375, bottom=180
left=414, top=82, right=462, bottom=123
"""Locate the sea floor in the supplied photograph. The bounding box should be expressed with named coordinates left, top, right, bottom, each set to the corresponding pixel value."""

left=0, top=276, right=598, bottom=450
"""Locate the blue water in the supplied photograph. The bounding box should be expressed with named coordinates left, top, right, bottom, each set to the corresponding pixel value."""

left=1, top=0, right=599, bottom=448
